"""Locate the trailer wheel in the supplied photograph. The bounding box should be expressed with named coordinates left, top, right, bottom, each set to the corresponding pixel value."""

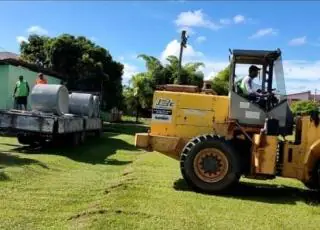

left=180, top=135, right=241, bottom=193
left=71, top=133, right=81, bottom=147
left=80, top=132, right=86, bottom=144
left=17, top=134, right=31, bottom=145
left=94, top=129, right=103, bottom=138
left=17, top=134, right=30, bottom=145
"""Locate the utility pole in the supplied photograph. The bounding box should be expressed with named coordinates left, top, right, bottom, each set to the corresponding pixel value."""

left=177, top=30, right=188, bottom=84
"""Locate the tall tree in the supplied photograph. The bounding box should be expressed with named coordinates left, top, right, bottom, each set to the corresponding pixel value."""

left=137, top=54, right=166, bottom=85
left=20, top=34, right=51, bottom=68
left=137, top=54, right=204, bottom=86
left=212, top=65, right=230, bottom=95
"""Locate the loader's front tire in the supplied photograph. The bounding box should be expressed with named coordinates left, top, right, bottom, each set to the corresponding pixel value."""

left=180, top=135, right=241, bottom=194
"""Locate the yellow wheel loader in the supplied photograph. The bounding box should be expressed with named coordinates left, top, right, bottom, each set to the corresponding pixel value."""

left=135, top=49, right=320, bottom=193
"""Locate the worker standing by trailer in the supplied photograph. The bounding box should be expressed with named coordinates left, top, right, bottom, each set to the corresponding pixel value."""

left=35, top=73, right=48, bottom=84
left=13, top=75, right=30, bottom=110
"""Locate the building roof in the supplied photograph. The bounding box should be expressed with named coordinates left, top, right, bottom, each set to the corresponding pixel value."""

left=286, top=90, right=320, bottom=102
left=0, top=52, right=19, bottom=60
left=0, top=52, right=64, bottom=80
left=286, top=91, right=311, bottom=97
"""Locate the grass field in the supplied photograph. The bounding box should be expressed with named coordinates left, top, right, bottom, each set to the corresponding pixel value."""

left=0, top=124, right=320, bottom=230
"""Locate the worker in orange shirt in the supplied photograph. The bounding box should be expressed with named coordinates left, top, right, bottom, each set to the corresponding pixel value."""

left=35, top=73, right=48, bottom=84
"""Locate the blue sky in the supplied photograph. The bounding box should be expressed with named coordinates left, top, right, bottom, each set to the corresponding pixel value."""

left=1, top=1, right=320, bottom=93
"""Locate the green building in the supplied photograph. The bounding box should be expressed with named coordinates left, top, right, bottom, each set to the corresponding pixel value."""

left=0, top=52, right=63, bottom=110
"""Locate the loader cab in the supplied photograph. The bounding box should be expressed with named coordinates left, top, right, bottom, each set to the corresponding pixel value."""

left=228, top=49, right=294, bottom=136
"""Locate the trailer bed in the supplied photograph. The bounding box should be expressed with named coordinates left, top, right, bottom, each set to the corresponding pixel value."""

left=0, top=109, right=103, bottom=146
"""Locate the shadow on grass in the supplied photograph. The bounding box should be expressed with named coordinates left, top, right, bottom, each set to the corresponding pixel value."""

left=0, top=152, right=49, bottom=181
left=9, top=133, right=137, bottom=166
left=103, top=123, right=149, bottom=136
left=0, top=170, right=10, bottom=181
left=0, top=152, right=48, bottom=169
left=173, top=178, right=320, bottom=205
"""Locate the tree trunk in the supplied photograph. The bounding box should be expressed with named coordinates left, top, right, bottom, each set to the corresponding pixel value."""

left=135, top=98, right=139, bottom=123
left=135, top=107, right=139, bottom=123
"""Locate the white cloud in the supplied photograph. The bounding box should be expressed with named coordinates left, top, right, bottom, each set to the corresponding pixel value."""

left=177, top=26, right=195, bottom=36
left=175, top=11, right=251, bottom=35
left=196, top=36, right=206, bottom=43
left=160, top=39, right=203, bottom=62
left=233, top=14, right=245, bottom=24
left=249, top=28, right=278, bottom=39
left=281, top=60, right=320, bottom=81
left=118, top=56, right=125, bottom=61
left=89, top=36, right=98, bottom=42
left=219, top=18, right=232, bottom=25
left=27, top=25, right=48, bottom=35
left=122, top=63, right=140, bottom=85
left=174, top=9, right=221, bottom=30
left=16, top=36, right=28, bottom=44
left=220, top=15, right=248, bottom=26
left=288, top=36, right=307, bottom=46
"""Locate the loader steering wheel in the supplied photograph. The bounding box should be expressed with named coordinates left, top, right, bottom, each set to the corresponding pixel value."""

left=266, top=92, right=279, bottom=109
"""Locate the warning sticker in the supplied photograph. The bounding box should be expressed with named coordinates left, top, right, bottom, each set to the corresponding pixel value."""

left=245, top=111, right=260, bottom=120
left=151, top=108, right=172, bottom=123
left=240, top=102, right=250, bottom=109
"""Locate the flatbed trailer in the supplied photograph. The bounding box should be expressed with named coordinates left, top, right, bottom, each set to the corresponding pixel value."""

left=0, top=109, right=103, bottom=147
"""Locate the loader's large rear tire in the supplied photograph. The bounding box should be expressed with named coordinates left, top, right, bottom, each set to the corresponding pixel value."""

left=180, top=135, right=241, bottom=193
left=303, top=160, right=320, bottom=190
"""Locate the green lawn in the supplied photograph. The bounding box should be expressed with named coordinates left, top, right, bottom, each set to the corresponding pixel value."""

left=0, top=125, right=319, bottom=230
left=120, top=115, right=151, bottom=125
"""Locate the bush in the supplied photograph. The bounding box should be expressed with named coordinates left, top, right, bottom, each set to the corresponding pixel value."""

left=290, top=100, right=319, bottom=116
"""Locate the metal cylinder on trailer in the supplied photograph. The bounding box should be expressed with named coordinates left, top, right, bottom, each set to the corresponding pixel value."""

left=30, top=84, right=69, bottom=115
left=69, top=92, right=94, bottom=117
left=92, top=95, right=100, bottom=117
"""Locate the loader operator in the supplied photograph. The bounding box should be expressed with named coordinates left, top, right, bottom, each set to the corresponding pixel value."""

left=239, top=65, right=268, bottom=108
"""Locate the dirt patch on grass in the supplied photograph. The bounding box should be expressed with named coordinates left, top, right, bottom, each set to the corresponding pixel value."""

left=104, top=165, right=136, bottom=194
left=68, top=208, right=153, bottom=222
left=122, top=167, right=134, bottom=176
left=68, top=209, right=109, bottom=220
left=114, top=209, right=153, bottom=218
left=104, top=182, right=128, bottom=194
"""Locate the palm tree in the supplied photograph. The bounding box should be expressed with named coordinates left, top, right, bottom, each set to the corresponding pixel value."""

left=138, top=54, right=204, bottom=86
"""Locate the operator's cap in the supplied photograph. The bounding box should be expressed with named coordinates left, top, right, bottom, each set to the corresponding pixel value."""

left=249, top=65, right=261, bottom=72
